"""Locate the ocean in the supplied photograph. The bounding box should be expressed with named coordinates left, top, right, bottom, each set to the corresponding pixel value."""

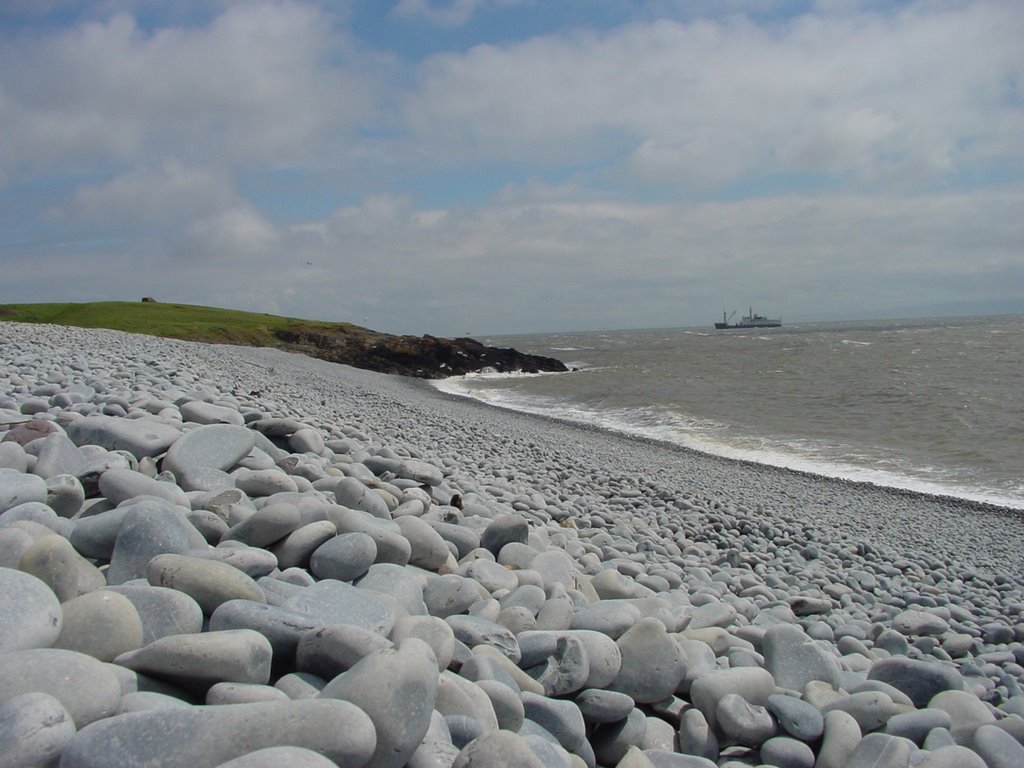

left=433, top=315, right=1024, bottom=510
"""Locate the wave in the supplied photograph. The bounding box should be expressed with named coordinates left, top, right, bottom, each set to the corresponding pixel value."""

left=431, top=376, right=1024, bottom=510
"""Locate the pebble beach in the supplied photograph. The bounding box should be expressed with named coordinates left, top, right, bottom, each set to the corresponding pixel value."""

left=2, top=321, right=1024, bottom=768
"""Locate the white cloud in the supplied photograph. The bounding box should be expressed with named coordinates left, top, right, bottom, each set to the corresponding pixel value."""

left=65, top=159, right=234, bottom=224
left=0, top=2, right=385, bottom=180
left=390, top=0, right=527, bottom=28
left=0, top=1, right=1021, bottom=334
left=185, top=205, right=280, bottom=257
left=243, top=184, right=1023, bottom=333
left=404, top=2, right=1024, bottom=188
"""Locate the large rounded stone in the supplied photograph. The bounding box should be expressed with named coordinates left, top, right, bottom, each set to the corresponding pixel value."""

left=397, top=458, right=444, bottom=486
left=284, top=579, right=398, bottom=635
left=65, top=415, right=181, bottom=459
left=391, top=615, right=456, bottom=671
left=34, top=435, right=85, bottom=480
left=678, top=708, right=719, bottom=761
left=594, top=568, right=643, bottom=600
left=759, top=736, right=815, bottom=768
left=68, top=506, right=130, bottom=560
left=0, top=567, right=62, bottom=651
left=528, top=633, right=590, bottom=696
left=298, top=624, right=394, bottom=680
left=45, top=473, right=86, bottom=517
left=107, top=500, right=193, bottom=585
left=424, top=574, right=481, bottom=618
left=105, top=585, right=204, bottom=644
left=571, top=600, right=642, bottom=638
left=205, top=682, right=290, bottom=706
left=310, top=532, right=378, bottom=581
left=867, top=657, right=964, bottom=709
left=892, top=609, right=949, bottom=637
left=147, top=553, right=265, bottom=614
left=446, top=615, right=520, bottom=663
left=767, top=693, right=824, bottom=741
left=271, top=520, right=337, bottom=570
left=451, top=731, right=545, bottom=768
left=479, top=514, right=528, bottom=556
left=396, top=515, right=452, bottom=571
left=59, top=699, right=376, bottom=768
left=334, top=477, right=390, bottom=519
left=427, top=521, right=479, bottom=560
left=209, top=599, right=323, bottom=665
left=0, top=692, right=76, bottom=768
left=221, top=502, right=301, bottom=548
left=928, top=689, right=996, bottom=733
left=0, top=441, right=28, bottom=471
left=162, top=424, right=257, bottom=481
left=763, top=623, right=842, bottom=691
left=114, top=629, right=273, bottom=694
left=609, top=617, right=687, bottom=704
left=0, top=467, right=48, bottom=512
left=319, top=638, right=440, bottom=768
left=0, top=527, right=34, bottom=568
left=358, top=562, right=428, bottom=615
left=690, top=667, right=776, bottom=731
left=576, top=688, right=635, bottom=725
left=214, top=746, right=341, bottom=768
left=233, top=468, right=298, bottom=497
left=17, top=533, right=106, bottom=602
left=53, top=590, right=144, bottom=661
left=591, top=707, right=648, bottom=765
left=717, top=693, right=777, bottom=747
left=475, top=679, right=525, bottom=732
left=844, top=732, right=916, bottom=768
left=0, top=648, right=123, bottom=727
left=883, top=707, right=952, bottom=744
left=973, top=723, right=1024, bottom=768
left=521, top=691, right=586, bottom=753
left=457, top=558, right=518, bottom=594
left=820, top=690, right=910, bottom=733
left=179, top=401, right=245, bottom=426
left=98, top=467, right=190, bottom=507
left=187, top=545, right=278, bottom=578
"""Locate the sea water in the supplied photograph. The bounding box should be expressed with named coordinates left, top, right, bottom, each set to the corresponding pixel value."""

left=434, top=315, right=1024, bottom=509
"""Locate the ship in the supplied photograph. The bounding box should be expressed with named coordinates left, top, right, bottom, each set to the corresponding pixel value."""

left=715, top=307, right=782, bottom=329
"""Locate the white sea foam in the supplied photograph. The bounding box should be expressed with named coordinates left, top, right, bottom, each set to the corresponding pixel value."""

left=432, top=377, right=1024, bottom=510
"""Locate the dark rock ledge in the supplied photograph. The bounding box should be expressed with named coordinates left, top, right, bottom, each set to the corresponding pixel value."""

left=271, top=325, right=567, bottom=379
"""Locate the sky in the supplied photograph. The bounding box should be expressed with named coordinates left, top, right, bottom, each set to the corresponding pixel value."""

left=0, top=0, right=1021, bottom=336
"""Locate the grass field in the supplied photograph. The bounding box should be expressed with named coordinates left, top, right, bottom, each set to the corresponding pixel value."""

left=0, top=301, right=351, bottom=346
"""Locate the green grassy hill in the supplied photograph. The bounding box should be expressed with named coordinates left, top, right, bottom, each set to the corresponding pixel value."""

left=0, top=301, right=568, bottom=378
left=0, top=301, right=350, bottom=347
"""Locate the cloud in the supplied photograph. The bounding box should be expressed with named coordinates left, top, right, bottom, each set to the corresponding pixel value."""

left=390, top=0, right=527, bottom=28
left=239, top=183, right=1023, bottom=333
left=0, top=1, right=1021, bottom=334
left=64, top=159, right=234, bottom=225
left=0, top=2, right=386, bottom=181
left=184, top=205, right=280, bottom=258
left=404, top=2, right=1024, bottom=188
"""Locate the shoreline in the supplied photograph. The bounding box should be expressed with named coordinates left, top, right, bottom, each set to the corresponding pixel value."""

left=202, top=337, right=1024, bottom=576
left=429, top=373, right=1024, bottom=517
left=425, top=376, right=1024, bottom=520
left=4, top=321, right=1024, bottom=767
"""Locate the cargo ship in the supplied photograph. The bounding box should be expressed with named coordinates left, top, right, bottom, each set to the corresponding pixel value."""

left=715, top=307, right=782, bottom=329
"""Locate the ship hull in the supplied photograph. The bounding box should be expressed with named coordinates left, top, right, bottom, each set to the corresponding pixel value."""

left=715, top=307, right=781, bottom=329
left=715, top=320, right=782, bottom=329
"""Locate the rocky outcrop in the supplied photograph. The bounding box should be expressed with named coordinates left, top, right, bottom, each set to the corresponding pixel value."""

left=271, top=326, right=567, bottom=379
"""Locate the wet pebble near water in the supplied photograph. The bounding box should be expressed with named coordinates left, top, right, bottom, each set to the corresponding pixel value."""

left=1, top=321, right=1024, bottom=768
